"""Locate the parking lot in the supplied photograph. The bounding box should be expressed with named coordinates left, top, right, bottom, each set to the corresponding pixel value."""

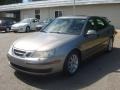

left=0, top=31, right=120, bottom=90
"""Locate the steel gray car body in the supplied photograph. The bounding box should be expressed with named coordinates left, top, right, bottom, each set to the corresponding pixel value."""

left=7, top=16, right=115, bottom=75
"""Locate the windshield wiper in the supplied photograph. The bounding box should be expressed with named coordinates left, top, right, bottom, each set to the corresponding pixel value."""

left=49, top=31, right=67, bottom=34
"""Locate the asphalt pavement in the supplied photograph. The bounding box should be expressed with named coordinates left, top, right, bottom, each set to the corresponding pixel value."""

left=0, top=31, right=120, bottom=90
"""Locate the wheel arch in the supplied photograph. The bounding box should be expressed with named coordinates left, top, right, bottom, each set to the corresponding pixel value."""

left=66, top=48, right=82, bottom=61
left=63, top=48, right=82, bottom=76
left=26, top=25, right=30, bottom=29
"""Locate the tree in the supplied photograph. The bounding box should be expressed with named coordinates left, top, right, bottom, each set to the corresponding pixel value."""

left=0, top=0, right=22, bottom=5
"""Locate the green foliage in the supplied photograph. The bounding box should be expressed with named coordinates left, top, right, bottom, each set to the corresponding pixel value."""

left=0, top=0, right=22, bottom=5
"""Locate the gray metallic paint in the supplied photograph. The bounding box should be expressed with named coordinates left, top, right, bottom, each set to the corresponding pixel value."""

left=7, top=16, right=115, bottom=75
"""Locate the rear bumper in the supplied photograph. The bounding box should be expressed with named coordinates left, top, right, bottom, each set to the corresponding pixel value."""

left=0, top=26, right=6, bottom=31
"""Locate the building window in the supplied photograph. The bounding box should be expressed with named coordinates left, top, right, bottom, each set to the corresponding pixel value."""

left=35, top=9, right=40, bottom=19
left=35, top=15, right=40, bottom=19
left=55, top=11, right=62, bottom=18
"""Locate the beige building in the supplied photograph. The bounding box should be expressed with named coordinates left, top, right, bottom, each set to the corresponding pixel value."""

left=0, top=0, right=120, bottom=28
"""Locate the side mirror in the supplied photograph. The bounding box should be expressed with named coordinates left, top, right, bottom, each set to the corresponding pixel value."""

left=86, top=30, right=97, bottom=35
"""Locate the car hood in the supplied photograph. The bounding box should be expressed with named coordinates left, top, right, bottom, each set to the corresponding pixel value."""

left=13, top=32, right=79, bottom=51
left=12, top=23, right=28, bottom=27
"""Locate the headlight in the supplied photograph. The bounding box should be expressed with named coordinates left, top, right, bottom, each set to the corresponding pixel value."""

left=32, top=50, right=55, bottom=58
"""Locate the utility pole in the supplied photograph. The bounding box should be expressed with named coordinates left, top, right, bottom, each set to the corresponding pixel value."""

left=73, top=0, right=76, bottom=15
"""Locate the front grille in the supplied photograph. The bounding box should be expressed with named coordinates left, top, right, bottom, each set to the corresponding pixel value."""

left=10, top=63, right=52, bottom=73
left=13, top=48, right=32, bottom=57
left=14, top=49, right=26, bottom=57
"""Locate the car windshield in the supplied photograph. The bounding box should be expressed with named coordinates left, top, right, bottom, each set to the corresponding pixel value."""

left=42, top=18, right=86, bottom=35
left=39, top=19, right=53, bottom=25
left=20, top=19, right=31, bottom=23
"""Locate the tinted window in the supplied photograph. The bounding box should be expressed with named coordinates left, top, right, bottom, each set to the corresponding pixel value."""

left=87, top=19, right=96, bottom=30
left=0, top=20, right=14, bottom=25
left=32, top=19, right=38, bottom=23
left=96, top=18, right=107, bottom=30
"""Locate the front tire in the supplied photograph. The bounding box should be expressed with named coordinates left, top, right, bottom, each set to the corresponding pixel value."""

left=26, top=26, right=30, bottom=32
left=63, top=51, right=80, bottom=76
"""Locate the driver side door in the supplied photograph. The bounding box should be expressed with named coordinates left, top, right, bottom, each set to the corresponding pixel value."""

left=81, top=18, right=100, bottom=60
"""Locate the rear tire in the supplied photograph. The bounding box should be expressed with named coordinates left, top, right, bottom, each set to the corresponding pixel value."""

left=106, top=38, right=113, bottom=52
left=63, top=51, right=80, bottom=76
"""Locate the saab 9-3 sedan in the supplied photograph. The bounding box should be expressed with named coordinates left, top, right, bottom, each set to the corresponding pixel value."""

left=7, top=16, right=115, bottom=76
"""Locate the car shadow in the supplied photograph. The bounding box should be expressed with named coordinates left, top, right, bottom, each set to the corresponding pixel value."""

left=14, top=48, right=120, bottom=90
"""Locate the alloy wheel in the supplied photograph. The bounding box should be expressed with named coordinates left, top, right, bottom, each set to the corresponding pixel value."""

left=67, top=54, right=79, bottom=74
left=63, top=51, right=80, bottom=76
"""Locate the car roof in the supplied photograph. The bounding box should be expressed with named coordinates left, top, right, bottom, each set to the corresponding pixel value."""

left=57, top=15, right=107, bottom=19
left=58, top=16, right=89, bottom=19
left=23, top=18, right=37, bottom=20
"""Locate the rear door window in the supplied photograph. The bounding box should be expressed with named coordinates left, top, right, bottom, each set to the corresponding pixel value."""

left=95, top=18, right=107, bottom=31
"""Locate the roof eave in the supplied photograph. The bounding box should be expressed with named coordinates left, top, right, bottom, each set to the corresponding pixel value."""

left=0, top=0, right=120, bottom=12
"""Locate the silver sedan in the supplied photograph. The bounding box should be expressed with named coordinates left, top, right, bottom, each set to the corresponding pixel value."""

left=7, top=16, right=115, bottom=76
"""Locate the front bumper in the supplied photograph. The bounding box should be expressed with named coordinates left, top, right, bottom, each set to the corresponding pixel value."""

left=11, top=27, right=25, bottom=32
left=36, top=26, right=42, bottom=31
left=7, top=54, right=63, bottom=75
